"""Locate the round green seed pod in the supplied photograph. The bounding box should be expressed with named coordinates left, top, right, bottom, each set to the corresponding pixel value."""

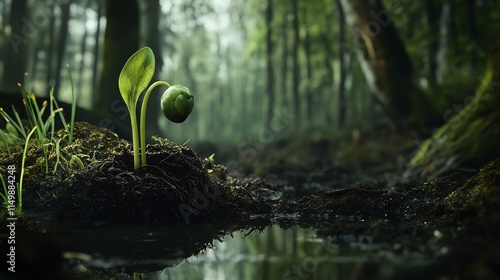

left=160, top=85, right=194, bottom=123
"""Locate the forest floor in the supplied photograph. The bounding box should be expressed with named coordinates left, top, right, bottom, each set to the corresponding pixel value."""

left=1, top=122, right=500, bottom=279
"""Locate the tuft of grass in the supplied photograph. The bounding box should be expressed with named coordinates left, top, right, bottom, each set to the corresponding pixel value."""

left=0, top=172, right=8, bottom=210
left=0, top=107, right=26, bottom=155
left=0, top=127, right=35, bottom=217
left=9, top=72, right=77, bottom=174
left=16, top=126, right=38, bottom=216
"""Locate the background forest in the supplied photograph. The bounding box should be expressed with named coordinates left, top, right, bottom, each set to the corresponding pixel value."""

left=1, top=0, right=499, bottom=151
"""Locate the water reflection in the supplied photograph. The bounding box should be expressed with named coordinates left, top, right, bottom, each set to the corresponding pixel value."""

left=154, top=226, right=343, bottom=280
left=50, top=224, right=441, bottom=279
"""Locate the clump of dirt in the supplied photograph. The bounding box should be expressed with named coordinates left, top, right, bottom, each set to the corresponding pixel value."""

left=55, top=139, right=216, bottom=224
left=10, top=122, right=270, bottom=225
left=54, top=138, right=270, bottom=224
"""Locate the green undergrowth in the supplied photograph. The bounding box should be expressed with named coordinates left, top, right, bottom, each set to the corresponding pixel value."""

left=0, top=122, right=129, bottom=186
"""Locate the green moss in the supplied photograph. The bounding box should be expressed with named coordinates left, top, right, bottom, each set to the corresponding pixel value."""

left=410, top=46, right=500, bottom=177
left=446, top=157, right=500, bottom=232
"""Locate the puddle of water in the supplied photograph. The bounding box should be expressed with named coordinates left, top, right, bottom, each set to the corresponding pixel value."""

left=157, top=226, right=343, bottom=280
left=43, top=224, right=444, bottom=280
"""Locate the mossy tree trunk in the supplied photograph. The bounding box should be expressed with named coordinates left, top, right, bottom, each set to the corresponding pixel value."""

left=410, top=45, right=500, bottom=178
left=93, top=0, right=139, bottom=139
left=339, top=0, right=436, bottom=127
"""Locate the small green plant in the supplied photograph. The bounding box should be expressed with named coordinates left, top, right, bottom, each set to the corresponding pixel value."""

left=17, top=126, right=37, bottom=216
left=0, top=105, right=28, bottom=156
left=0, top=172, right=8, bottom=213
left=17, top=85, right=61, bottom=173
left=0, top=70, right=78, bottom=174
left=0, top=127, right=36, bottom=218
left=0, top=123, right=20, bottom=156
left=118, top=47, right=194, bottom=169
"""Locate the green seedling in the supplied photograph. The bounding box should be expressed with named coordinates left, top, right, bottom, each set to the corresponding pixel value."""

left=0, top=106, right=26, bottom=155
left=0, top=172, right=8, bottom=210
left=0, top=126, right=36, bottom=218
left=52, top=136, right=65, bottom=174
left=0, top=106, right=28, bottom=140
left=0, top=123, right=20, bottom=156
left=18, top=126, right=37, bottom=216
left=118, top=47, right=194, bottom=169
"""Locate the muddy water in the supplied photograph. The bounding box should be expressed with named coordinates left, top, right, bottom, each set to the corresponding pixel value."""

left=45, top=224, right=443, bottom=280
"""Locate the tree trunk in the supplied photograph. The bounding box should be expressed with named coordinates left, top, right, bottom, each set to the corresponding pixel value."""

left=238, top=11, right=248, bottom=139
left=76, top=0, right=91, bottom=104
left=91, top=0, right=102, bottom=96
left=143, top=0, right=163, bottom=137
left=0, top=1, right=8, bottom=71
left=54, top=0, right=72, bottom=97
left=336, top=0, right=347, bottom=128
left=339, top=0, right=435, bottom=127
left=30, top=28, right=47, bottom=84
left=436, top=2, right=450, bottom=83
left=2, top=0, right=29, bottom=91
left=209, top=34, right=222, bottom=141
left=266, top=0, right=275, bottom=127
left=291, top=0, right=301, bottom=130
left=303, top=19, right=313, bottom=125
left=321, top=13, right=335, bottom=125
left=94, top=0, right=139, bottom=139
left=466, top=0, right=478, bottom=72
left=426, top=0, right=441, bottom=87
left=280, top=15, right=289, bottom=111
left=179, top=42, right=199, bottom=140
left=46, top=5, right=56, bottom=92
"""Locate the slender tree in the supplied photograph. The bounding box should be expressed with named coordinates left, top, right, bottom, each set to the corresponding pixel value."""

left=143, top=0, right=163, bottom=137
left=266, top=0, right=275, bottom=127
left=45, top=4, right=56, bottom=92
left=291, top=0, right=301, bottom=129
left=94, top=0, right=139, bottom=138
left=303, top=12, right=313, bottom=124
left=91, top=0, right=102, bottom=96
left=280, top=7, right=289, bottom=111
left=339, top=0, right=436, bottom=127
left=53, top=0, right=72, bottom=97
left=76, top=1, right=91, bottom=104
left=2, top=0, right=29, bottom=91
left=426, top=0, right=441, bottom=86
left=466, top=0, right=478, bottom=72
left=320, top=13, right=335, bottom=124
left=336, top=0, right=347, bottom=128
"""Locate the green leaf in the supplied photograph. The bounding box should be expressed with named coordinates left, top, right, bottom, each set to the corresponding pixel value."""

left=118, top=47, right=156, bottom=110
